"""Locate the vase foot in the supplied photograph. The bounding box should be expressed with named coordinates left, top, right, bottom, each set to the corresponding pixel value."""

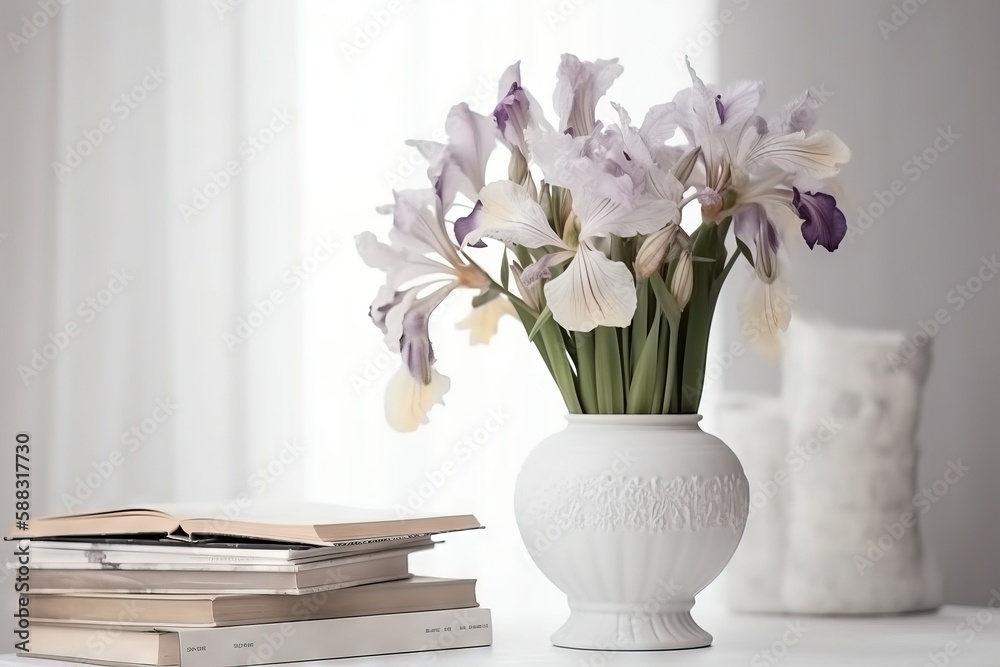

left=551, top=608, right=712, bottom=651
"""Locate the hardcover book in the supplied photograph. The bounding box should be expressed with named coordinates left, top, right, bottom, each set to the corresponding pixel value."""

left=29, top=544, right=423, bottom=595
left=24, top=607, right=493, bottom=666
left=28, top=576, right=478, bottom=627
left=25, top=534, right=433, bottom=568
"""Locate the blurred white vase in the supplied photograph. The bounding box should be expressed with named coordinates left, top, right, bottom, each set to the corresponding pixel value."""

left=720, top=319, right=943, bottom=614
left=513, top=415, right=749, bottom=650
left=781, top=319, right=942, bottom=613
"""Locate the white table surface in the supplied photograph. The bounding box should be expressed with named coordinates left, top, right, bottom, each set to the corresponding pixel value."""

left=3, top=605, right=999, bottom=666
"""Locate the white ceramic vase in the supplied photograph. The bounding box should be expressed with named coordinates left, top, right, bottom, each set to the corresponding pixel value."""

left=513, top=415, right=749, bottom=650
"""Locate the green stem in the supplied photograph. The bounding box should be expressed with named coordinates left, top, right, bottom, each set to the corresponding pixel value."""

left=678, top=224, right=726, bottom=413
left=651, top=316, right=669, bottom=413
left=663, top=320, right=680, bottom=413
left=511, top=245, right=531, bottom=268
left=574, top=331, right=599, bottom=414
left=626, top=309, right=660, bottom=414
left=594, top=326, right=624, bottom=414
left=620, top=327, right=631, bottom=397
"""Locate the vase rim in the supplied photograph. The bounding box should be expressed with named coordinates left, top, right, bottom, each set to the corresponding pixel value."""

left=564, top=414, right=703, bottom=428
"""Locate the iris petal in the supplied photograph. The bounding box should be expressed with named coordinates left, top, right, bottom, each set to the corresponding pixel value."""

left=793, top=188, right=847, bottom=251
left=399, top=285, right=454, bottom=383
left=553, top=54, right=624, bottom=137
left=739, top=130, right=850, bottom=179
left=385, top=366, right=450, bottom=432
left=574, top=192, right=677, bottom=240
left=454, top=201, right=486, bottom=248
left=462, top=180, right=567, bottom=250
left=406, top=104, right=497, bottom=209
left=543, top=243, right=636, bottom=331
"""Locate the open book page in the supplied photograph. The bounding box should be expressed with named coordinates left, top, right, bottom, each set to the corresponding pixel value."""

left=15, top=502, right=480, bottom=544
left=177, top=502, right=481, bottom=543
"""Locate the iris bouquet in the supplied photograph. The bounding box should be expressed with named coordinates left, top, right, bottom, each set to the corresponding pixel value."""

left=358, top=55, right=849, bottom=431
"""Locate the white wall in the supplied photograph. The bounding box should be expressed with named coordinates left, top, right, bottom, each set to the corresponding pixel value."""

left=716, top=0, right=1000, bottom=605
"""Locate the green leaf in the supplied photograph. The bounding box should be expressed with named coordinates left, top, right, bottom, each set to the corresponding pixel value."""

left=651, top=315, right=669, bottom=412
left=679, top=252, right=720, bottom=413
left=539, top=319, right=583, bottom=413
left=631, top=279, right=649, bottom=369
left=626, top=310, right=661, bottom=414
left=620, top=327, right=630, bottom=395
left=735, top=236, right=755, bottom=268
left=471, top=289, right=500, bottom=308
left=663, top=317, right=680, bottom=413
left=527, top=306, right=553, bottom=342
left=574, top=331, right=599, bottom=413
left=595, top=326, right=624, bottom=414
left=648, top=272, right=686, bottom=414
left=648, top=273, right=682, bottom=328
left=512, top=244, right=532, bottom=268
left=508, top=269, right=578, bottom=414
left=500, top=248, right=510, bottom=290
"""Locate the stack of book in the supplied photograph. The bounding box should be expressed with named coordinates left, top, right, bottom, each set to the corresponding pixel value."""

left=14, top=504, right=491, bottom=666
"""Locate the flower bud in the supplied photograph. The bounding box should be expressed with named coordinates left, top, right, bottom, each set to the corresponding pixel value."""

left=670, top=145, right=702, bottom=185
left=508, top=147, right=529, bottom=184
left=512, top=262, right=544, bottom=313
left=670, top=250, right=694, bottom=310
left=755, top=236, right=778, bottom=285
left=635, top=224, right=680, bottom=278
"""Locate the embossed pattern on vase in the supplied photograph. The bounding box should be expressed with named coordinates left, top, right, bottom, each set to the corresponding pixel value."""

left=520, top=473, right=748, bottom=533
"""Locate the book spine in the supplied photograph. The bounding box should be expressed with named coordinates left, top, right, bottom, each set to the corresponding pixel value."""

left=176, top=608, right=492, bottom=667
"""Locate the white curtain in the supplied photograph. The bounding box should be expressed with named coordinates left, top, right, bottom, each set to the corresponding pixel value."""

left=1, top=0, right=720, bottom=617
left=1, top=0, right=304, bottom=514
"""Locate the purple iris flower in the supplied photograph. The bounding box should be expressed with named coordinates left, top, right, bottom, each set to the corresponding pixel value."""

left=793, top=187, right=847, bottom=251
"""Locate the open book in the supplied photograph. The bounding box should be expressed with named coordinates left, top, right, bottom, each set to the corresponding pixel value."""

left=15, top=502, right=481, bottom=545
